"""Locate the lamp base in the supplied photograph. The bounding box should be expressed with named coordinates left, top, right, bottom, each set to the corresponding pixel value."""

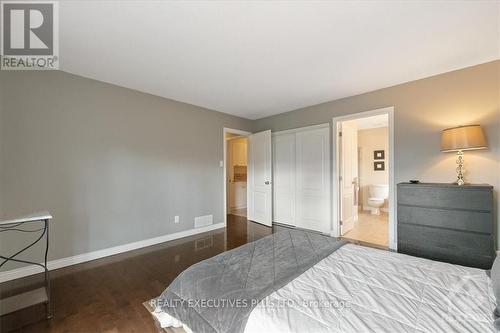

left=455, top=150, right=465, bottom=186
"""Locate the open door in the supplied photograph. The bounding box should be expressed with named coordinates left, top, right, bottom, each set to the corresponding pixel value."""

left=339, top=120, right=358, bottom=235
left=247, top=130, right=272, bottom=226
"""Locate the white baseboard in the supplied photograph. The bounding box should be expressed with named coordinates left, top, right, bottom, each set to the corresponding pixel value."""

left=0, top=222, right=225, bottom=283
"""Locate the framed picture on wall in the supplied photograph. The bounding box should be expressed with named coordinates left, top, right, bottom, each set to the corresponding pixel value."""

left=374, top=150, right=385, bottom=160
left=374, top=161, right=385, bottom=171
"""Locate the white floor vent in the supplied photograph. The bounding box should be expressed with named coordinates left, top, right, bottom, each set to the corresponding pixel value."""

left=194, top=215, right=213, bottom=228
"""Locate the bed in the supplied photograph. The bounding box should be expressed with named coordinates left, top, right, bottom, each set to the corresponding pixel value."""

left=149, top=230, right=496, bottom=333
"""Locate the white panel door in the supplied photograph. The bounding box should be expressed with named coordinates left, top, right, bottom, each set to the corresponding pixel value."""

left=340, top=120, right=358, bottom=235
left=247, top=130, right=272, bottom=226
left=272, top=133, right=295, bottom=226
left=295, top=127, right=330, bottom=233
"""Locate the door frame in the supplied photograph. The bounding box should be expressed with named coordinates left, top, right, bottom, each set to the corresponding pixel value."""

left=223, top=128, right=252, bottom=226
left=331, top=107, right=396, bottom=250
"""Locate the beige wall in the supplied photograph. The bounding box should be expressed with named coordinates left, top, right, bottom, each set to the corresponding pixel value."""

left=358, top=127, right=389, bottom=211
left=255, top=60, right=499, bottom=247
left=227, top=137, right=248, bottom=183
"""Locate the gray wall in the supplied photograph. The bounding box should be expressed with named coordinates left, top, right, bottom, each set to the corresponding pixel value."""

left=0, top=77, right=3, bottom=217
left=0, top=71, right=252, bottom=268
left=255, top=60, right=500, bottom=246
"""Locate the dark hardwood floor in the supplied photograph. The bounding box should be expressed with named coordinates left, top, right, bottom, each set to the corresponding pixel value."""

left=0, top=215, right=276, bottom=332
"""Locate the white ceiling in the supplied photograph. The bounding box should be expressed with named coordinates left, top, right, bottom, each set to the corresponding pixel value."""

left=355, top=114, right=388, bottom=130
left=60, top=1, right=500, bottom=120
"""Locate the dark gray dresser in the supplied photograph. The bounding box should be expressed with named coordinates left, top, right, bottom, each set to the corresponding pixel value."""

left=397, top=182, right=495, bottom=269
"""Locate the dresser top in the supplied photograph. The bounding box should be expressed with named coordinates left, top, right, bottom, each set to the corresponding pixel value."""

left=398, top=182, right=493, bottom=189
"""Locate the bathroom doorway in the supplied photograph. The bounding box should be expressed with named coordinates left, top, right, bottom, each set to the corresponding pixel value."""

left=332, top=108, right=395, bottom=249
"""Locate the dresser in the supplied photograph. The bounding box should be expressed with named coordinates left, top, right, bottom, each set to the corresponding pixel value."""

left=397, top=182, right=495, bottom=269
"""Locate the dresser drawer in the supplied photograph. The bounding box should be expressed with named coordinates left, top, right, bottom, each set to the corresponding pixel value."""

left=398, top=206, right=492, bottom=234
left=398, top=185, right=492, bottom=212
left=397, top=224, right=495, bottom=269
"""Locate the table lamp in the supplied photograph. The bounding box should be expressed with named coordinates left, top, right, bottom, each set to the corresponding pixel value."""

left=440, top=125, right=487, bottom=185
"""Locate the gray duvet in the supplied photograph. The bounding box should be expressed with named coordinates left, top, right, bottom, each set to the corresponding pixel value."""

left=158, top=229, right=347, bottom=333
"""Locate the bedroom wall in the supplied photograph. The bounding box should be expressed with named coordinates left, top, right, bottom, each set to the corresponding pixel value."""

left=0, top=71, right=253, bottom=271
left=254, top=60, right=500, bottom=247
left=0, top=80, right=3, bottom=217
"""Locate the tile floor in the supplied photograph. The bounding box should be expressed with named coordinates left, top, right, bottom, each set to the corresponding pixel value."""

left=342, top=211, right=389, bottom=248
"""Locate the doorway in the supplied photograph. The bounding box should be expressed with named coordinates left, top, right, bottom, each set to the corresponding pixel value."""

left=224, top=129, right=251, bottom=223
left=223, top=128, right=273, bottom=228
left=332, top=107, right=395, bottom=249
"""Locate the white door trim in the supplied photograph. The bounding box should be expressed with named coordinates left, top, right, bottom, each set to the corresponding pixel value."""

left=331, top=107, right=396, bottom=250
left=223, top=128, right=251, bottom=226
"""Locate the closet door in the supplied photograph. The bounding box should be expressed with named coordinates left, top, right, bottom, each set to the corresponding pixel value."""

left=295, top=127, right=330, bottom=233
left=272, top=133, right=295, bottom=226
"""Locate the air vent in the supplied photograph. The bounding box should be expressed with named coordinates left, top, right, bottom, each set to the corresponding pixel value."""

left=194, top=214, right=213, bottom=228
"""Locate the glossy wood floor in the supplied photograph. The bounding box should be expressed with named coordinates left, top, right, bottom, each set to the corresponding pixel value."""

left=0, top=215, right=276, bottom=332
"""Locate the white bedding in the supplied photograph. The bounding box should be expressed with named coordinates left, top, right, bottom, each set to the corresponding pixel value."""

left=154, top=243, right=496, bottom=333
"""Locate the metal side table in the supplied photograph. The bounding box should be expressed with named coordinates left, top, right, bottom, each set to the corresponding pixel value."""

left=0, top=211, right=53, bottom=319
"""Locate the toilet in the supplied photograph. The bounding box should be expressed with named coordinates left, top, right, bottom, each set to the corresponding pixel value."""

left=367, top=184, right=389, bottom=215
